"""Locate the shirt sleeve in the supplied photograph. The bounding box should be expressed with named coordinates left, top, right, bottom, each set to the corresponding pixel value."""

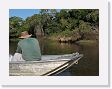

left=16, top=43, right=22, bottom=53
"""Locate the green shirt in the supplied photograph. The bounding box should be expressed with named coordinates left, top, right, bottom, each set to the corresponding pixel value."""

left=16, top=38, right=41, bottom=61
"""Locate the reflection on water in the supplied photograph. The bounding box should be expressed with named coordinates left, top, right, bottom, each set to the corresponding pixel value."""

left=39, top=39, right=81, bottom=55
left=9, top=38, right=99, bottom=76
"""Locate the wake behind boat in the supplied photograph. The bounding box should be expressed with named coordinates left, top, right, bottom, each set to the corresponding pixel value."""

left=9, top=52, right=83, bottom=76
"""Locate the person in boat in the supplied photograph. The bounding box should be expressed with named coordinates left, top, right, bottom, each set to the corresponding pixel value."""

left=12, top=31, right=41, bottom=61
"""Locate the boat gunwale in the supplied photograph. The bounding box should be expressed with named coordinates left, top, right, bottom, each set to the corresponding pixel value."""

left=42, top=54, right=83, bottom=76
left=9, top=59, right=72, bottom=64
left=9, top=54, right=83, bottom=64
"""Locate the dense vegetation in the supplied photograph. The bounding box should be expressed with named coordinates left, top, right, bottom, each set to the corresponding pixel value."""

left=9, top=9, right=99, bottom=42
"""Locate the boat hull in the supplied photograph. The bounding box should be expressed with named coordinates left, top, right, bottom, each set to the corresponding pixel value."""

left=9, top=53, right=83, bottom=76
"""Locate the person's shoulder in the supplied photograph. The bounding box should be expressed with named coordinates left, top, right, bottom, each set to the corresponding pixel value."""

left=18, top=38, right=29, bottom=43
left=29, top=38, right=37, bottom=41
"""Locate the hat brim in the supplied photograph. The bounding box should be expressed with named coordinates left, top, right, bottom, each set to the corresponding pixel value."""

left=19, top=34, right=32, bottom=38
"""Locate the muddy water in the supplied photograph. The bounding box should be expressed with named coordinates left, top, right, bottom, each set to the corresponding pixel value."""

left=9, top=39, right=99, bottom=76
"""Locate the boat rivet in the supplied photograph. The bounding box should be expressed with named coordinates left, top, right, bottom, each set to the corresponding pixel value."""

left=75, top=61, right=78, bottom=64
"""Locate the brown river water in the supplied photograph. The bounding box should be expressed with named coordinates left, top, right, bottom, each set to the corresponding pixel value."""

left=9, top=38, right=99, bottom=76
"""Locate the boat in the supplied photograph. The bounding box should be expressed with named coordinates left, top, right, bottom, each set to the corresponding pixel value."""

left=9, top=52, right=83, bottom=76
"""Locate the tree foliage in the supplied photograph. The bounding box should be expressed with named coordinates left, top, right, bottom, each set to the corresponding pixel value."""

left=9, top=9, right=99, bottom=40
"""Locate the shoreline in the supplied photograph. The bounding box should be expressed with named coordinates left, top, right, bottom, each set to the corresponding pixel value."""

left=9, top=37, right=98, bottom=44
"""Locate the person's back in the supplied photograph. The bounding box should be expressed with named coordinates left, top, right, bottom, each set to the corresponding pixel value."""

left=16, top=37, right=41, bottom=61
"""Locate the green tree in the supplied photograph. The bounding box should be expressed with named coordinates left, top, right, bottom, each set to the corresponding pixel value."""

left=9, top=9, right=99, bottom=41
left=9, top=16, right=24, bottom=39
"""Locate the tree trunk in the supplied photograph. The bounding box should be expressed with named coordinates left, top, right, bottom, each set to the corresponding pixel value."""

left=35, top=25, right=44, bottom=38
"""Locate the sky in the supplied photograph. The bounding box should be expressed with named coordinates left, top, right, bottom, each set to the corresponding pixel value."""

left=9, top=9, right=41, bottom=20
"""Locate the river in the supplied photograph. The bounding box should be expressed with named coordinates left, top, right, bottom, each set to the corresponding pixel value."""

left=9, top=38, right=99, bottom=76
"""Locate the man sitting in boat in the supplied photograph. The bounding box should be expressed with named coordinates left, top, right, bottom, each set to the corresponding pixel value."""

left=12, top=31, right=41, bottom=61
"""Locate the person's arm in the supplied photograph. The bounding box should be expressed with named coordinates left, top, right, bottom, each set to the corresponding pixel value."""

left=16, top=43, right=22, bottom=53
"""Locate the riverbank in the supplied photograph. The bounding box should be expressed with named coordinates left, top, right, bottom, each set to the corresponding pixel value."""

left=47, top=36, right=98, bottom=44
left=46, top=30, right=98, bottom=43
left=9, top=37, right=98, bottom=45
